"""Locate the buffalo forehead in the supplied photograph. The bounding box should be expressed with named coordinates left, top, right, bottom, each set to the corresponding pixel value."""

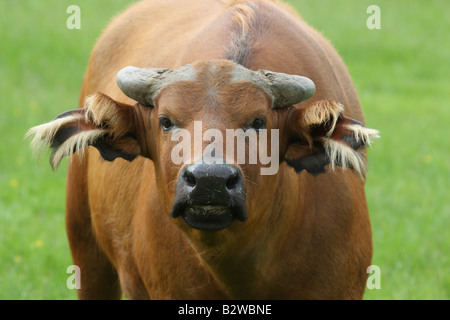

left=156, top=61, right=271, bottom=118
left=156, top=81, right=270, bottom=120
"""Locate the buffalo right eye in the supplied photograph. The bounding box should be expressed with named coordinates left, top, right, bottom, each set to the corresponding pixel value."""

left=250, top=118, right=266, bottom=131
left=159, top=117, right=174, bottom=131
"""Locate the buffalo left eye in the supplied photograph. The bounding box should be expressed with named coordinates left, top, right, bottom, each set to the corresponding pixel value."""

left=159, top=117, right=174, bottom=131
left=249, top=118, right=266, bottom=131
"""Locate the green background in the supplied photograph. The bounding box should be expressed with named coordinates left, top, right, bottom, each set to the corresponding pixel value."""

left=1, top=0, right=448, bottom=299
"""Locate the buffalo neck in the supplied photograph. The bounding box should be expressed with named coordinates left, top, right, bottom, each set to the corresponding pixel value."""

left=181, top=165, right=305, bottom=298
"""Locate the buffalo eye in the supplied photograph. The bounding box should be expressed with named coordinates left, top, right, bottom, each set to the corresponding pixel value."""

left=159, top=117, right=174, bottom=131
left=247, top=117, right=266, bottom=131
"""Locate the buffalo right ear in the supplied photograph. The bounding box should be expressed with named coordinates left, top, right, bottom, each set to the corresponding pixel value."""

left=283, top=100, right=379, bottom=179
left=26, top=93, right=144, bottom=169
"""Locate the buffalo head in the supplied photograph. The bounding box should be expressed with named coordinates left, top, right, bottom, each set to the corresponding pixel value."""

left=26, top=60, right=378, bottom=233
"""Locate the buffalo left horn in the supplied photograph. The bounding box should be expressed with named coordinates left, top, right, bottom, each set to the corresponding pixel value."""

left=116, top=65, right=196, bottom=106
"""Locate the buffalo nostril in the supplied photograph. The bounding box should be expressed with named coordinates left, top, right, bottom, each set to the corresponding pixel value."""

left=184, top=170, right=196, bottom=187
left=226, top=173, right=240, bottom=190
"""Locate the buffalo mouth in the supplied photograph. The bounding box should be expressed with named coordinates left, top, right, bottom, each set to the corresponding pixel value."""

left=169, top=162, right=247, bottom=232
left=171, top=202, right=247, bottom=232
left=183, top=205, right=234, bottom=232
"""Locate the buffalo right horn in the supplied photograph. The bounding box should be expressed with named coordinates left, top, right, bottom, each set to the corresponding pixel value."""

left=256, top=69, right=316, bottom=109
left=231, top=63, right=316, bottom=108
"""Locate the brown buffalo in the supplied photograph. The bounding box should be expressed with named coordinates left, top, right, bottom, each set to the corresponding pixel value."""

left=27, top=0, right=379, bottom=299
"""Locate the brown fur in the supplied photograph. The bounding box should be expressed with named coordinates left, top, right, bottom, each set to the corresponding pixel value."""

left=33, top=0, right=377, bottom=299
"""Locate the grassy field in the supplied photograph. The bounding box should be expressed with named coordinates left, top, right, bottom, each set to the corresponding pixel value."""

left=0, top=0, right=448, bottom=299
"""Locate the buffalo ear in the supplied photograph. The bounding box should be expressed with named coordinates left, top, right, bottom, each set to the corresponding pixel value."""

left=284, top=100, right=379, bottom=179
left=26, top=93, right=142, bottom=169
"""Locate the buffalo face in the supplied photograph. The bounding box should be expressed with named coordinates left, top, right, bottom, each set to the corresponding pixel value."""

left=27, top=59, right=379, bottom=234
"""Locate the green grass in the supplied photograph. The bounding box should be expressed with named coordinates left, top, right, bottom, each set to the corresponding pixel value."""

left=0, top=0, right=448, bottom=299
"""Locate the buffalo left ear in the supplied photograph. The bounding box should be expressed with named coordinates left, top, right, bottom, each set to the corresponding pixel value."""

left=284, top=100, right=379, bottom=179
left=26, top=93, right=142, bottom=169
